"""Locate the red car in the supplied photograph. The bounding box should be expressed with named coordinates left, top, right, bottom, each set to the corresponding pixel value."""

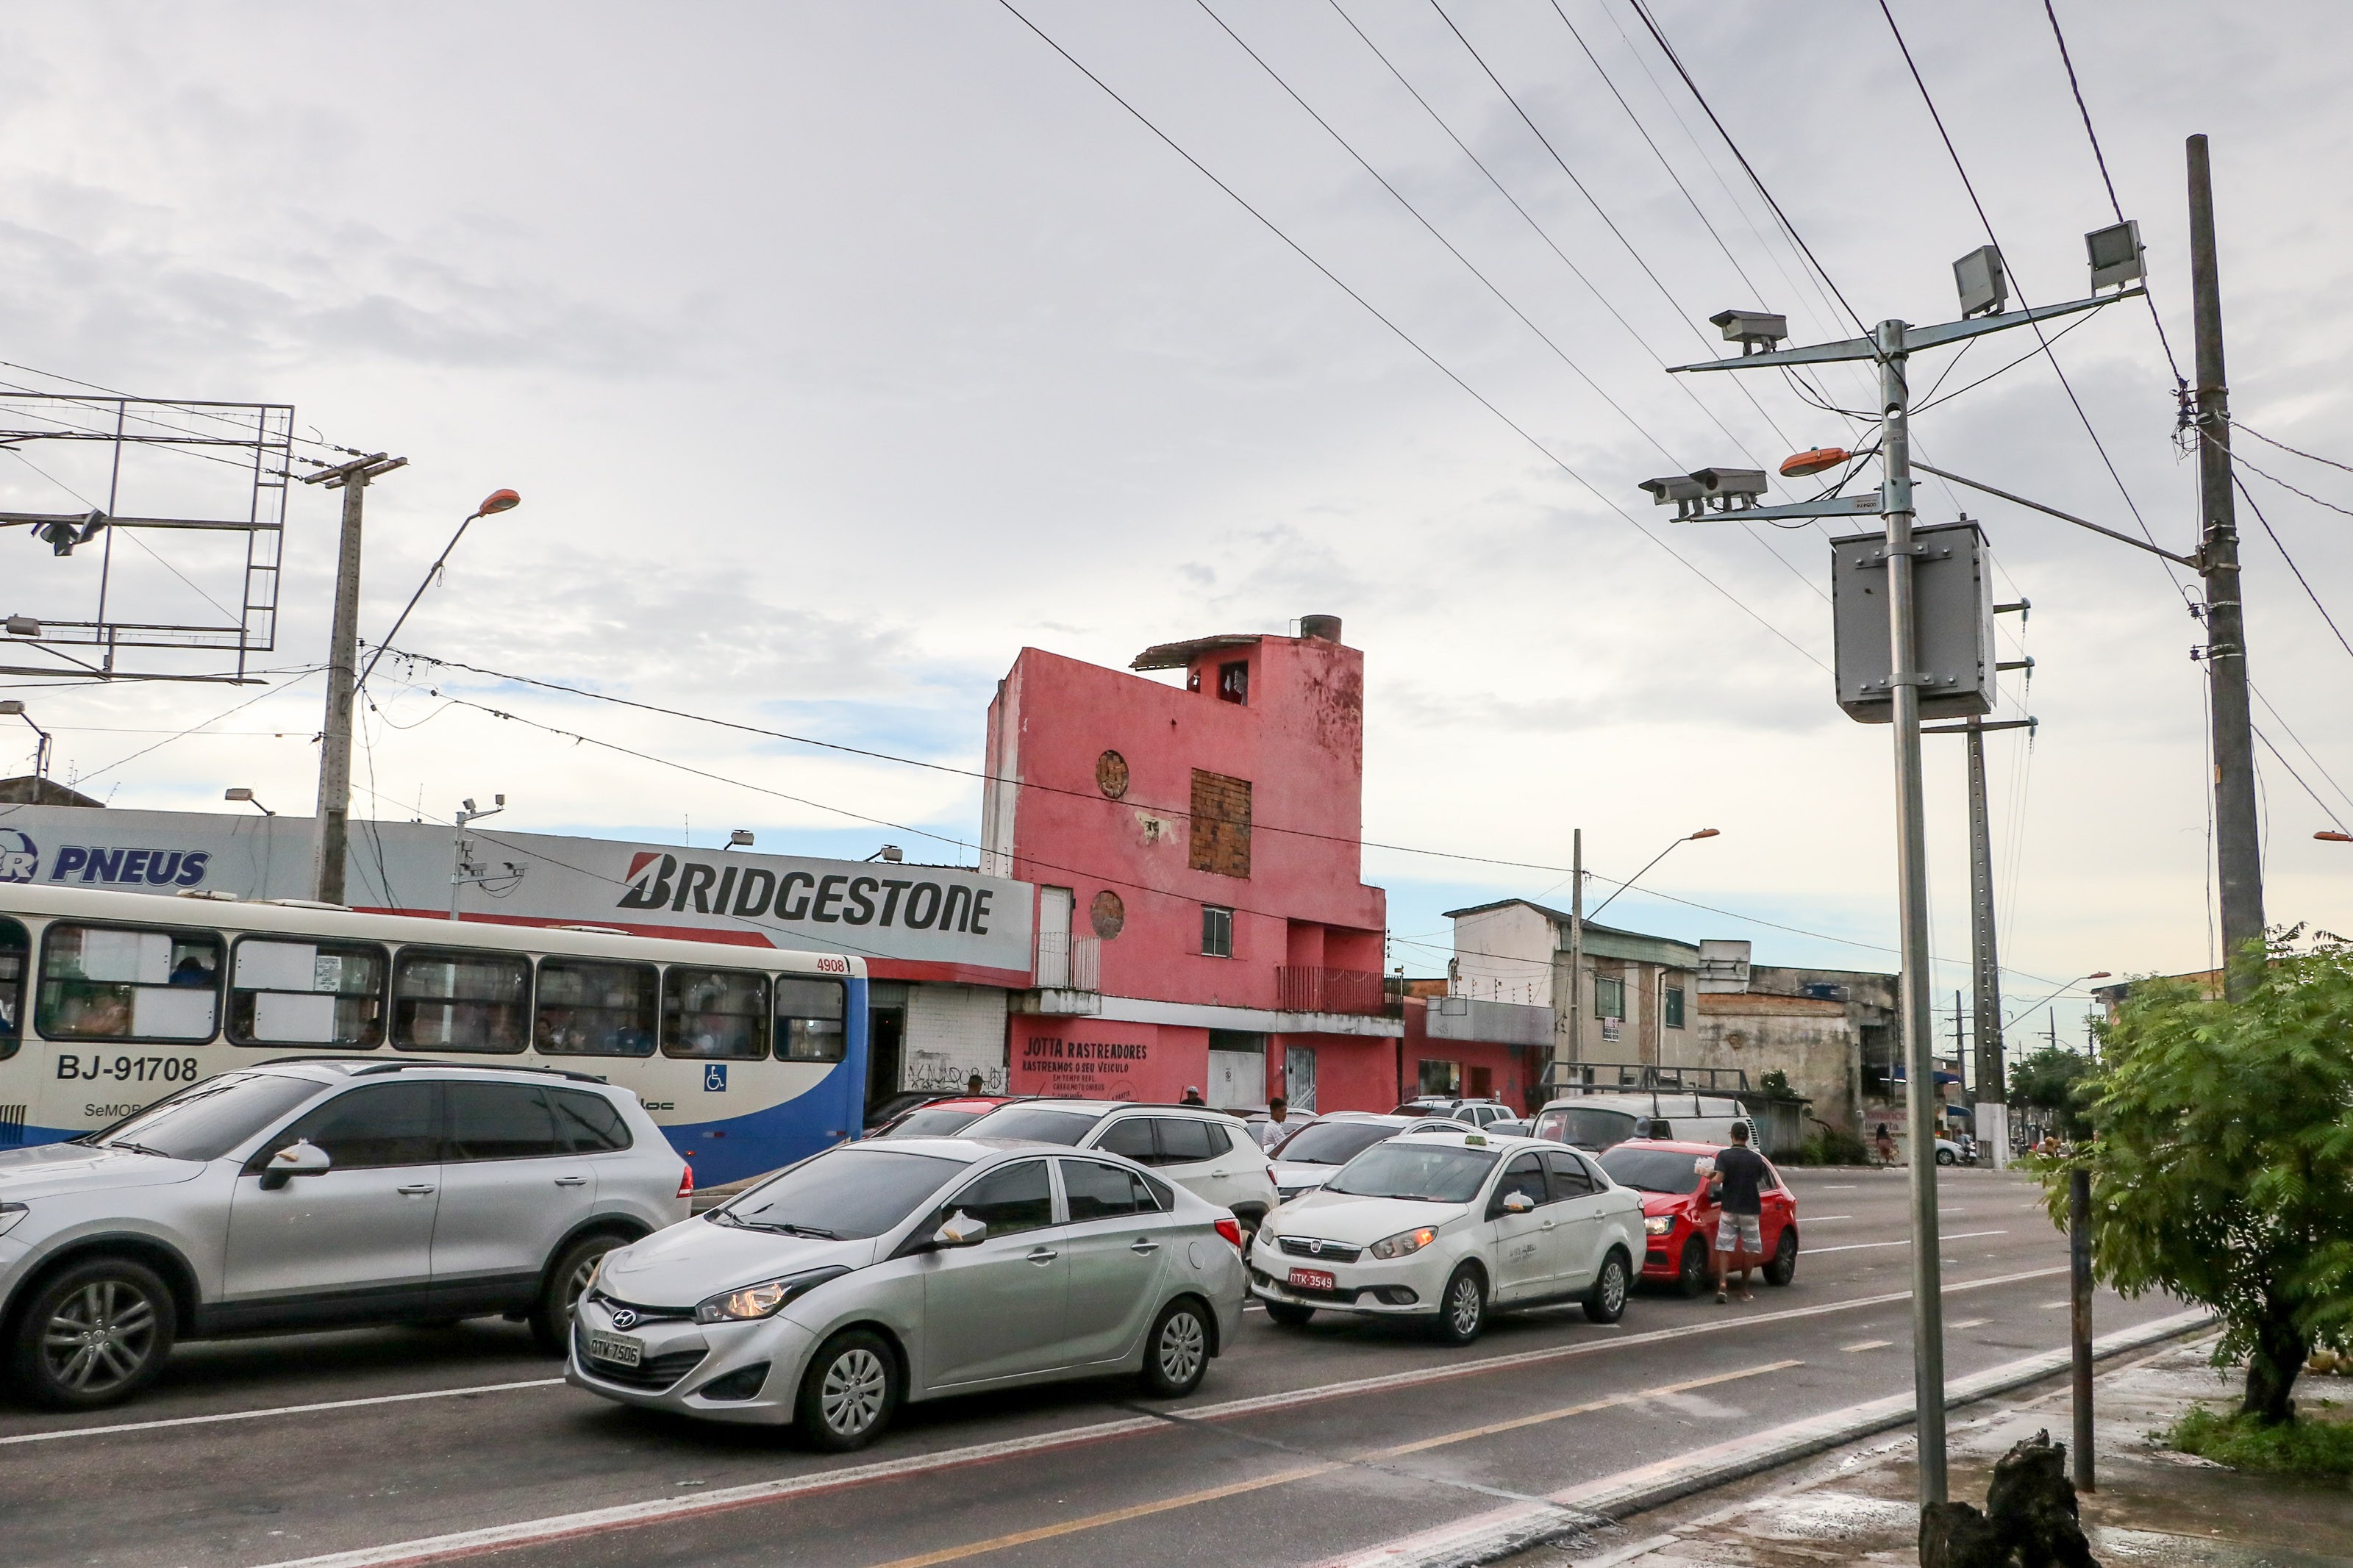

left=1594, top=1139, right=1800, bottom=1296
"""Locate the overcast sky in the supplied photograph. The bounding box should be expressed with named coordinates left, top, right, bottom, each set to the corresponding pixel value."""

left=1, top=1, right=2345, bottom=1042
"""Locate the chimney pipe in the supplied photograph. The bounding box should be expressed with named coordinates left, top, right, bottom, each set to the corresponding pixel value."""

left=1300, top=614, right=1343, bottom=644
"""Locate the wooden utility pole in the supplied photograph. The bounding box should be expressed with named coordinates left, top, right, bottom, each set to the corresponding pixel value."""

left=301, top=452, right=406, bottom=905
left=2187, top=134, right=2264, bottom=1000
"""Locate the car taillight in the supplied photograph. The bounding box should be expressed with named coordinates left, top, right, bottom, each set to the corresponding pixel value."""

left=1214, top=1217, right=1243, bottom=1249
left=676, top=1164, right=694, bottom=1200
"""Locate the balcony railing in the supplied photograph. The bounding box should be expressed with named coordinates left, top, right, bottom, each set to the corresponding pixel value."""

left=1035, top=931, right=1100, bottom=992
left=1277, top=965, right=1385, bottom=1015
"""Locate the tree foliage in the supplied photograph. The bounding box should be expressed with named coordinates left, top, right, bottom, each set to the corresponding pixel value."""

left=2038, top=935, right=2353, bottom=1424
left=2011, top=1045, right=2096, bottom=1138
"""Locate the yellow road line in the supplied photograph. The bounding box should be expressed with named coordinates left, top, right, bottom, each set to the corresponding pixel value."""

left=863, top=1361, right=1800, bottom=1568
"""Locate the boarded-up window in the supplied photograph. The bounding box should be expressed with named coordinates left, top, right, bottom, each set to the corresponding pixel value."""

left=1188, top=770, right=1252, bottom=878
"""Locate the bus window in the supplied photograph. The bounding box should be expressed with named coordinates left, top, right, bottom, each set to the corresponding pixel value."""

left=391, top=948, right=529, bottom=1053
left=38, top=923, right=221, bottom=1043
left=227, top=937, right=387, bottom=1048
left=0, top=917, right=24, bottom=1059
left=774, top=976, right=846, bottom=1063
left=535, top=958, right=658, bottom=1056
left=662, top=967, right=768, bottom=1059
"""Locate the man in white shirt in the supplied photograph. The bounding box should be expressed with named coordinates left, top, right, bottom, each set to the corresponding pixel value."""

left=1254, top=1095, right=1296, bottom=1153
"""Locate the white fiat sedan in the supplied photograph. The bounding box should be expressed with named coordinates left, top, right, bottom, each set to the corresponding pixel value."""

left=1249, top=1128, right=1642, bottom=1344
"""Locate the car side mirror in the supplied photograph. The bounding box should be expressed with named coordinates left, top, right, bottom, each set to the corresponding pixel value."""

left=258, top=1139, right=331, bottom=1191
left=1500, top=1190, right=1535, bottom=1214
left=932, top=1211, right=988, bottom=1249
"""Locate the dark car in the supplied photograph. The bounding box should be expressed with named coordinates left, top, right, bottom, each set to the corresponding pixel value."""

left=867, top=1095, right=1021, bottom=1139
left=1596, top=1139, right=1800, bottom=1297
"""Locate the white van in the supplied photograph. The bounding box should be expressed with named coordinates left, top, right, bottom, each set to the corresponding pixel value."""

left=1532, top=1092, right=1753, bottom=1153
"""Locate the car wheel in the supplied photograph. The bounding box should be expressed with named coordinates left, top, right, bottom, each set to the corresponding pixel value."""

left=1583, top=1250, right=1630, bottom=1325
left=797, top=1328, right=900, bottom=1452
left=1139, top=1297, right=1211, bottom=1397
left=1263, top=1300, right=1315, bottom=1328
left=1677, top=1235, right=1712, bottom=1299
left=532, top=1233, right=624, bottom=1354
left=1764, top=1228, right=1799, bottom=1286
left=1936, top=1148, right=1957, bottom=1167
left=9, top=1257, right=176, bottom=1411
left=1429, top=1264, right=1486, bottom=1345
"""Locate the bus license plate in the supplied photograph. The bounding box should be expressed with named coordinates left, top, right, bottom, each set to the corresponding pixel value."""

left=1288, top=1268, right=1336, bottom=1293
left=588, top=1331, right=643, bottom=1368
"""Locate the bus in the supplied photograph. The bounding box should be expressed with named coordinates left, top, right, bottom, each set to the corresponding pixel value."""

left=0, top=883, right=867, bottom=1187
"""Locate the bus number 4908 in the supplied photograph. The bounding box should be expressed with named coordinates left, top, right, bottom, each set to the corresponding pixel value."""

left=55, top=1054, right=201, bottom=1084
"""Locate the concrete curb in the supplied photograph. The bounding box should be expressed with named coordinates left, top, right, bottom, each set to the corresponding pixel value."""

left=1315, top=1306, right=2215, bottom=1568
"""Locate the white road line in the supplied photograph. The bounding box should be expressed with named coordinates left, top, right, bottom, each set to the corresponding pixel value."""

left=1949, top=1318, right=1990, bottom=1330
left=1794, top=1214, right=1854, bottom=1223
left=0, top=1378, right=567, bottom=1447
left=1840, top=1340, right=1892, bottom=1353
left=1809, top=1228, right=2006, bottom=1256
left=249, top=1266, right=2072, bottom=1568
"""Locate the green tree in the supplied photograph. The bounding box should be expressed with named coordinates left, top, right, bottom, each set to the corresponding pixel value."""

left=2011, top=1045, right=2096, bottom=1139
left=2040, top=937, right=2353, bottom=1425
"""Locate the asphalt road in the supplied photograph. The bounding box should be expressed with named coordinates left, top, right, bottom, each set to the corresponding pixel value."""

left=0, top=1166, right=2188, bottom=1568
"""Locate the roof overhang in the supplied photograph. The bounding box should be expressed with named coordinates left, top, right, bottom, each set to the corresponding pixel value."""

left=1130, top=634, right=1262, bottom=671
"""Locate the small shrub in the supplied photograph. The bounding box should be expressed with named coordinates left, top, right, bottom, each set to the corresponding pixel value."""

left=2168, top=1406, right=2353, bottom=1478
left=1796, top=1127, right=1868, bottom=1166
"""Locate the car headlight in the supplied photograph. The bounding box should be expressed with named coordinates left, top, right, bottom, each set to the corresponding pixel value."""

left=1644, top=1214, right=1674, bottom=1236
left=693, top=1265, right=851, bottom=1325
left=0, top=1202, right=25, bottom=1238
left=1368, top=1225, right=1438, bottom=1261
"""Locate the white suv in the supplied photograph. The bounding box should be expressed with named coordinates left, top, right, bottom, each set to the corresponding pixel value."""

left=0, top=1059, right=688, bottom=1409
left=956, top=1100, right=1279, bottom=1236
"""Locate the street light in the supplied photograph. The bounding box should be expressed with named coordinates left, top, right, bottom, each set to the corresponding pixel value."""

left=2318, top=831, right=2352, bottom=843
left=728, top=829, right=756, bottom=848
left=0, top=699, right=52, bottom=784
left=354, top=489, right=524, bottom=696
left=1589, top=828, right=1722, bottom=919
left=223, top=787, right=276, bottom=817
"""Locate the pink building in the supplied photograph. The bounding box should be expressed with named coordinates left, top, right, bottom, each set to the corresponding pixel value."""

left=979, top=615, right=1404, bottom=1112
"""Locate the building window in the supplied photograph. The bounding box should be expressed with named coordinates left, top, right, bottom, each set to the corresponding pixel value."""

left=1201, top=904, right=1233, bottom=958
left=1417, top=1059, right=1461, bottom=1097
left=1217, top=659, right=1249, bottom=704
left=1663, top=985, right=1686, bottom=1030
left=1593, top=975, right=1626, bottom=1020
left=1188, top=768, right=1252, bottom=878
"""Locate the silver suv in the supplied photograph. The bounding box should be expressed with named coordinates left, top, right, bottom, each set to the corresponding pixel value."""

left=955, top=1100, right=1279, bottom=1236
left=0, top=1059, right=688, bottom=1409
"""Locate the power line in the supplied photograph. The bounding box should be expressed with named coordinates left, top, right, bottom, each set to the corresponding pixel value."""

left=2228, top=469, right=2353, bottom=662
left=2233, top=420, right=2353, bottom=477
left=2252, top=723, right=2349, bottom=836
left=992, top=0, right=1832, bottom=673
left=2228, top=444, right=2353, bottom=520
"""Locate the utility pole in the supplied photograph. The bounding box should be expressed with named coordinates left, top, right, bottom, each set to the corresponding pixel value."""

left=2187, top=134, right=2263, bottom=1000
left=300, top=452, right=407, bottom=906
left=1927, top=701, right=2032, bottom=1171
left=1563, top=828, right=1585, bottom=1092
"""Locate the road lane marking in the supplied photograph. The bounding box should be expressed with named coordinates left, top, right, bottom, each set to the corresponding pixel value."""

left=857, top=1364, right=1802, bottom=1568
left=1840, top=1340, right=1892, bottom=1353
left=247, top=1267, right=2068, bottom=1568
left=0, top=1378, right=566, bottom=1447
left=1949, top=1318, right=1990, bottom=1329
left=1809, top=1228, right=2007, bottom=1256
left=1794, top=1214, right=1854, bottom=1222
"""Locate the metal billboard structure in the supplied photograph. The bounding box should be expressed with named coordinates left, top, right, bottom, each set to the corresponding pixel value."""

left=0, top=387, right=294, bottom=684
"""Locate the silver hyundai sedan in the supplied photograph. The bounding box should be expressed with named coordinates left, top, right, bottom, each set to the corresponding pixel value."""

left=569, top=1137, right=1248, bottom=1449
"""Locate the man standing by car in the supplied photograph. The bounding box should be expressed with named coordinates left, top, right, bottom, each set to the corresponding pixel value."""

left=1708, top=1123, right=1768, bottom=1305
left=1254, top=1095, right=1294, bottom=1153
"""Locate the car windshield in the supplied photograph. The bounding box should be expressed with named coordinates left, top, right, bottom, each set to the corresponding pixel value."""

left=721, top=1148, right=965, bottom=1239
left=958, top=1106, right=1101, bottom=1146
left=882, top=1108, right=986, bottom=1139
left=1537, top=1107, right=1638, bottom=1149
left=1272, top=1120, right=1400, bottom=1165
left=1323, top=1142, right=1499, bottom=1204
left=81, top=1072, right=325, bottom=1163
left=1598, top=1147, right=1708, bottom=1195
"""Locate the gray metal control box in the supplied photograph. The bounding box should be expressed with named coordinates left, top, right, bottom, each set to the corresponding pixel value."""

left=1829, top=520, right=1996, bottom=724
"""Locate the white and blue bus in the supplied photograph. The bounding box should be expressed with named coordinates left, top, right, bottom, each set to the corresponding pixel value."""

left=0, top=883, right=867, bottom=1187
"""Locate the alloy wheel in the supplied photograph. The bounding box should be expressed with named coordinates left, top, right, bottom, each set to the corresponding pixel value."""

left=1601, top=1259, right=1627, bottom=1315
left=562, top=1251, right=604, bottom=1314
left=820, top=1347, right=888, bottom=1436
left=42, top=1279, right=159, bottom=1397
left=1157, top=1310, right=1206, bottom=1386
left=1447, top=1275, right=1481, bottom=1336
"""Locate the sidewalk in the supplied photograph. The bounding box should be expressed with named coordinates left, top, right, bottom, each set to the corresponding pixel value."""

left=1507, top=1338, right=2353, bottom=1567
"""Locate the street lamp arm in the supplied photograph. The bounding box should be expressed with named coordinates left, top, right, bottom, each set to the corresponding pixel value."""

left=354, top=512, right=483, bottom=696
left=1588, top=830, right=1717, bottom=920
left=1908, top=462, right=2201, bottom=568
left=1667, top=290, right=2138, bottom=373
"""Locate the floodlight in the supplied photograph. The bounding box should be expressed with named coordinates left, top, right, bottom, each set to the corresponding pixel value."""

left=224, top=787, right=275, bottom=816
left=729, top=828, right=755, bottom=848
left=1691, top=467, right=1768, bottom=501
left=1953, top=245, right=2007, bottom=318
left=1639, top=475, right=1705, bottom=505
left=1708, top=309, right=1788, bottom=354
left=462, top=798, right=477, bottom=814
left=32, top=509, right=107, bottom=556
left=865, top=844, right=905, bottom=863
left=2086, top=220, right=2144, bottom=292
left=0, top=701, right=22, bottom=716
left=4, top=616, right=36, bottom=637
